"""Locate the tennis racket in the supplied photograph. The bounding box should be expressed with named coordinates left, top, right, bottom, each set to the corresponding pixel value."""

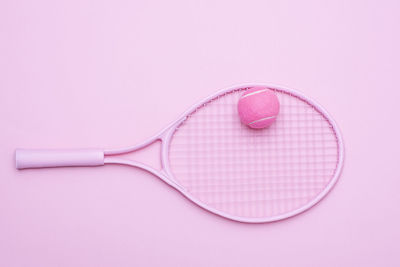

left=16, top=83, right=344, bottom=223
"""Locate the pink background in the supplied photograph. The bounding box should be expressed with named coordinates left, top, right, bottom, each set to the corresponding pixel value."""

left=1, top=0, right=399, bottom=266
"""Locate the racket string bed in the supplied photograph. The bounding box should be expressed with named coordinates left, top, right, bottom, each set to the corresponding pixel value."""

left=169, top=88, right=340, bottom=218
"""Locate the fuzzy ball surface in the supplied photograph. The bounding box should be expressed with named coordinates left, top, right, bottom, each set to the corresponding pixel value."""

left=238, top=87, right=280, bottom=129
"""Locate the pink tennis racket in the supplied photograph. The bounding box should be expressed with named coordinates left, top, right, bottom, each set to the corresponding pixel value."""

left=16, top=83, right=344, bottom=223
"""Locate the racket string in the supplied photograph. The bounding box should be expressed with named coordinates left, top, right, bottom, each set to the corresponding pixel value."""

left=169, top=89, right=339, bottom=218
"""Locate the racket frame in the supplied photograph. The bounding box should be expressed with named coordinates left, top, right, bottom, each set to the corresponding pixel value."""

left=16, top=83, right=344, bottom=223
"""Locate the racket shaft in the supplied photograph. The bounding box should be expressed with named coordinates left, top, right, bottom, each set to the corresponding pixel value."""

left=15, top=149, right=104, bottom=169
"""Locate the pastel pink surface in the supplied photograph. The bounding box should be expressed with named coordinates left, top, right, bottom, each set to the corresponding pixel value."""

left=238, top=87, right=280, bottom=128
left=1, top=1, right=400, bottom=267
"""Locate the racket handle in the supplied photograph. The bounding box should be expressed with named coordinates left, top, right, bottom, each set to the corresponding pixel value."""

left=15, top=149, right=104, bottom=170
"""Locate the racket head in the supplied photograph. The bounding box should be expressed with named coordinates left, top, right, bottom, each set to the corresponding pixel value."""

left=162, top=83, right=344, bottom=223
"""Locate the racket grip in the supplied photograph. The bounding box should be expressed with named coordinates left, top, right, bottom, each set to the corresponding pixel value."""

left=15, top=149, right=104, bottom=170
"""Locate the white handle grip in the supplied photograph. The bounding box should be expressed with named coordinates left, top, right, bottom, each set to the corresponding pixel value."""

left=15, top=149, right=104, bottom=169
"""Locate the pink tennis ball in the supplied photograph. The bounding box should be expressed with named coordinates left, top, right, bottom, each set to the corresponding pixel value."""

left=238, top=87, right=280, bottom=129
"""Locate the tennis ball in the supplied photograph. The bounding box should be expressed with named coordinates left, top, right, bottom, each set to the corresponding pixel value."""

left=238, top=87, right=280, bottom=129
